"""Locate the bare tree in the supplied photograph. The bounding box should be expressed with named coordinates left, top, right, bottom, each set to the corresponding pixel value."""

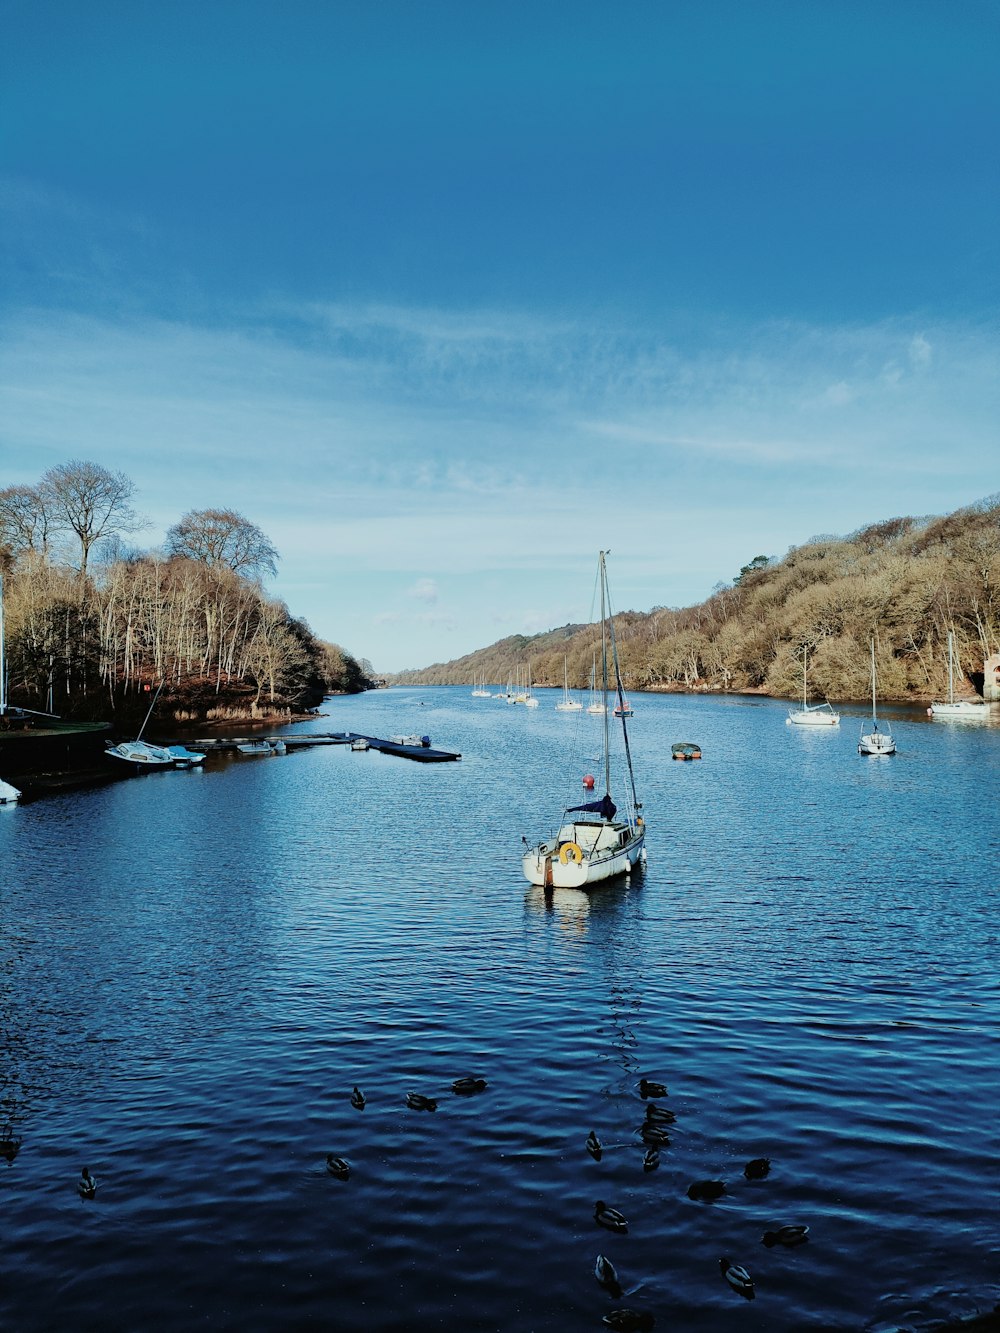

left=41, top=460, right=142, bottom=577
left=0, top=484, right=60, bottom=561
left=165, top=508, right=278, bottom=580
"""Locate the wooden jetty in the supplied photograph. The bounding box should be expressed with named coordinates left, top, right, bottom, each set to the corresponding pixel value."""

left=182, top=732, right=461, bottom=762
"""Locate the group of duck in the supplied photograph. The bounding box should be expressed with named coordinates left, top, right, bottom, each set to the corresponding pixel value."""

left=60, top=1071, right=812, bottom=1328
left=63, top=1078, right=490, bottom=1203
left=586, top=1077, right=809, bottom=1329
left=322, top=1076, right=489, bottom=1181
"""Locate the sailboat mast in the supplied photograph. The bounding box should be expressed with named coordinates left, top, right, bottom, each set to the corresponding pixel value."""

left=871, top=638, right=877, bottom=720
left=136, top=679, right=164, bottom=741
left=803, top=648, right=807, bottom=708
left=0, top=572, right=5, bottom=716
left=599, top=551, right=611, bottom=797
left=948, top=630, right=955, bottom=704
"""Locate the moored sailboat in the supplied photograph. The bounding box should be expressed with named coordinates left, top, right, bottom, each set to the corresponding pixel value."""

left=929, top=631, right=988, bottom=719
left=522, top=552, right=645, bottom=889
left=555, top=656, right=582, bottom=711
left=858, top=639, right=896, bottom=755
left=786, top=647, right=840, bottom=726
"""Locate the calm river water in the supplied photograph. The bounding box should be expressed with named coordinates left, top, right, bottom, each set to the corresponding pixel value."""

left=1, top=687, right=998, bottom=1332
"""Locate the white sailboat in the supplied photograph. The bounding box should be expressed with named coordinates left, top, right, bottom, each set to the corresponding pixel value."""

left=524, top=660, right=540, bottom=707
left=858, top=639, right=896, bottom=755
left=0, top=575, right=21, bottom=801
left=106, top=681, right=176, bottom=768
left=522, top=552, right=645, bottom=889
left=471, top=671, right=491, bottom=698
left=586, top=653, right=606, bottom=714
left=929, top=631, right=988, bottom=718
left=786, top=647, right=840, bottom=726
left=555, top=656, right=582, bottom=711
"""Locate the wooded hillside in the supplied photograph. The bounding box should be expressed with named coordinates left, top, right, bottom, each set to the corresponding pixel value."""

left=392, top=496, right=1000, bottom=703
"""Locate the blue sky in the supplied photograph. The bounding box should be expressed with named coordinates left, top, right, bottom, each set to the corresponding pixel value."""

left=1, top=1, right=997, bottom=671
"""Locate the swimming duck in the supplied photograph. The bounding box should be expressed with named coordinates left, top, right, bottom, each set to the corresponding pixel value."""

left=405, top=1092, right=438, bottom=1112
left=77, top=1167, right=97, bottom=1198
left=602, top=1310, right=655, bottom=1331
left=594, top=1253, right=622, bottom=1296
left=687, top=1179, right=725, bottom=1202
left=325, top=1155, right=351, bottom=1180
left=642, top=1146, right=660, bottom=1173
left=638, top=1079, right=667, bottom=1099
left=643, top=1103, right=676, bottom=1125
left=762, top=1224, right=809, bottom=1248
left=451, top=1076, right=488, bottom=1096
left=586, top=1130, right=603, bottom=1161
left=594, top=1200, right=628, bottom=1233
left=719, top=1257, right=754, bottom=1299
left=350, top=1086, right=366, bottom=1110
left=639, top=1123, right=670, bottom=1147
left=744, top=1156, right=771, bottom=1180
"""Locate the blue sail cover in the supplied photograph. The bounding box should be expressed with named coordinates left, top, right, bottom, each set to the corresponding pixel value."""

left=567, top=792, right=617, bottom=820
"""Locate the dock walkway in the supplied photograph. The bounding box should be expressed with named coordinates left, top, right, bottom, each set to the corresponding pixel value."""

left=184, top=732, right=461, bottom=762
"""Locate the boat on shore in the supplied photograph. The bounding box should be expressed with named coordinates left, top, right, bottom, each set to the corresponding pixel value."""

left=522, top=552, right=645, bottom=889
left=106, top=738, right=175, bottom=767
left=106, top=681, right=191, bottom=768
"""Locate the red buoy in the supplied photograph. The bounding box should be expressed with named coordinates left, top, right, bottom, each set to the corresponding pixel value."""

left=582, top=774, right=595, bottom=790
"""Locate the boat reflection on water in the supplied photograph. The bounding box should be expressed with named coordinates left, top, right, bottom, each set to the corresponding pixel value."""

left=525, top=883, right=592, bottom=935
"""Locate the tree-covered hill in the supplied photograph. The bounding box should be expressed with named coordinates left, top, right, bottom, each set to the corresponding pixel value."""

left=1, top=460, right=372, bottom=724
left=391, top=496, right=1000, bottom=704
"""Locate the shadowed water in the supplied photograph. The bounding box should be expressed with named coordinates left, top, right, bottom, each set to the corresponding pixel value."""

left=1, top=687, right=998, bottom=1331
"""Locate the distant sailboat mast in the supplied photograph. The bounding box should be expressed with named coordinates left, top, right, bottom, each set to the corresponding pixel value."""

left=0, top=572, right=6, bottom=715
left=600, top=552, right=611, bottom=797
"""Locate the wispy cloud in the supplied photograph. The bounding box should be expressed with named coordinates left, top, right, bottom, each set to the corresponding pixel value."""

left=407, top=578, right=439, bottom=604
left=1, top=300, right=997, bottom=667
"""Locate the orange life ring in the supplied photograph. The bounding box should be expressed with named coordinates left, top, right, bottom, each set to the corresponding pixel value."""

left=559, top=841, right=584, bottom=865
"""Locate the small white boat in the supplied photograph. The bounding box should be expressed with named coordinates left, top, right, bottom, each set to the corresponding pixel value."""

left=786, top=648, right=840, bottom=726
left=929, top=631, right=988, bottom=719
left=858, top=639, right=896, bottom=755
left=555, top=656, right=582, bottom=711
left=105, top=680, right=177, bottom=768
left=522, top=552, right=645, bottom=890
left=350, top=737, right=370, bottom=751
left=586, top=653, right=606, bottom=714
left=0, top=778, right=21, bottom=804
left=470, top=672, right=491, bottom=698
left=106, top=739, right=175, bottom=767
left=236, top=738, right=284, bottom=756
left=167, top=744, right=206, bottom=766
left=389, top=734, right=430, bottom=747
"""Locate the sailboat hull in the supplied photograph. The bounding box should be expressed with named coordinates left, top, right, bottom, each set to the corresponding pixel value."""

left=522, top=821, right=645, bottom=889
left=786, top=707, right=840, bottom=726
left=928, top=701, right=987, bottom=717
left=858, top=731, right=896, bottom=755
